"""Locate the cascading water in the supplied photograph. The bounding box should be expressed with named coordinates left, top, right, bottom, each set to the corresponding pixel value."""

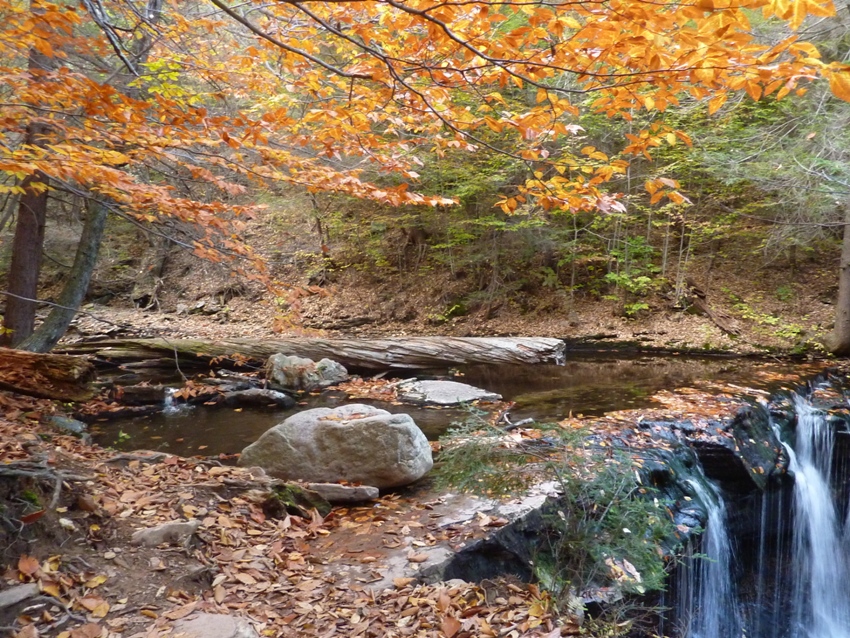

left=162, top=387, right=190, bottom=415
left=776, top=397, right=850, bottom=638
left=672, top=392, right=850, bottom=638
left=674, top=479, right=740, bottom=638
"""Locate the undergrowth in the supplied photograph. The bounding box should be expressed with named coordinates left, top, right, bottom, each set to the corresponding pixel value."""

left=435, top=411, right=676, bottom=635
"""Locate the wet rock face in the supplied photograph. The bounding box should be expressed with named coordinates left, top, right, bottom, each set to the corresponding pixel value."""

left=238, top=404, right=433, bottom=488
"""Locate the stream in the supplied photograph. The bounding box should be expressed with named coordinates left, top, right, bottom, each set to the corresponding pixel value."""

left=92, top=354, right=821, bottom=456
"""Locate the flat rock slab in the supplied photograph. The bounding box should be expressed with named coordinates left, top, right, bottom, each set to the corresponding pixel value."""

left=305, top=482, right=379, bottom=503
left=173, top=613, right=258, bottom=638
left=219, top=388, right=295, bottom=409
left=317, top=482, right=562, bottom=592
left=396, top=380, right=502, bottom=406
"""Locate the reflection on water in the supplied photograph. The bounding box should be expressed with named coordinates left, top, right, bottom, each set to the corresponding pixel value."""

left=91, top=396, right=472, bottom=457
left=459, top=356, right=819, bottom=422
left=91, top=355, right=824, bottom=457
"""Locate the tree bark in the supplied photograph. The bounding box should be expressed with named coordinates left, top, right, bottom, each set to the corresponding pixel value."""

left=1, top=7, right=55, bottom=347
left=1, top=168, right=48, bottom=346
left=18, top=199, right=109, bottom=353
left=0, top=347, right=96, bottom=401
left=825, top=205, right=850, bottom=355
left=58, top=336, right=567, bottom=370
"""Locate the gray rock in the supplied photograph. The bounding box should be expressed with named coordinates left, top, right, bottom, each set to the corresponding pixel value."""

left=173, top=613, right=258, bottom=638
left=396, top=379, right=502, bottom=406
left=238, top=404, right=432, bottom=488
left=113, top=384, right=168, bottom=406
left=130, top=519, right=200, bottom=547
left=47, top=415, right=88, bottom=435
left=265, top=354, right=349, bottom=392
left=220, top=388, right=295, bottom=409
left=0, top=583, right=39, bottom=610
left=304, top=482, right=380, bottom=503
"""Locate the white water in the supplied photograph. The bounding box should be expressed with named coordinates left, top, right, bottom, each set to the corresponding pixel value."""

left=675, top=393, right=850, bottom=638
left=777, top=397, right=850, bottom=638
left=678, top=479, right=741, bottom=638
left=162, top=387, right=192, bottom=415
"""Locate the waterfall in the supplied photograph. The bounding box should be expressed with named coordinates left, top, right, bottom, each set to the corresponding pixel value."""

left=776, top=397, right=850, bottom=638
left=672, top=392, right=850, bottom=638
left=675, top=479, right=741, bottom=638
left=162, top=387, right=191, bottom=415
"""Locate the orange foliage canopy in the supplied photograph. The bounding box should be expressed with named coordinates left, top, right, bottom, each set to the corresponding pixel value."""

left=1, top=0, right=849, bottom=259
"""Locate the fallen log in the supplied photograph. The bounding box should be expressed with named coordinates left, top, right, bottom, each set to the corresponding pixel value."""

left=0, top=347, right=96, bottom=401
left=57, top=336, right=566, bottom=371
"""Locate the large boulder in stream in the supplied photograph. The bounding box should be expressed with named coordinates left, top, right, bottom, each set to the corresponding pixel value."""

left=238, top=404, right=433, bottom=488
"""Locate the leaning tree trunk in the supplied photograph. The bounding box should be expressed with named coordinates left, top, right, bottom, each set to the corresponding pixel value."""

left=825, top=205, right=850, bottom=355
left=18, top=199, right=108, bottom=353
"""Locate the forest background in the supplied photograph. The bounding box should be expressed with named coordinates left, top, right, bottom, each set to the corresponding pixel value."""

left=3, top=0, right=850, bottom=356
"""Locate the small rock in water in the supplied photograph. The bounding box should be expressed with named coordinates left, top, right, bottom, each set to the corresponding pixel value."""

left=265, top=354, right=349, bottom=392
left=396, top=379, right=502, bottom=406
left=220, top=388, right=295, bottom=408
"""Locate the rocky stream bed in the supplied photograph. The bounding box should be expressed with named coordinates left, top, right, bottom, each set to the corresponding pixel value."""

left=1, top=342, right=847, bottom=638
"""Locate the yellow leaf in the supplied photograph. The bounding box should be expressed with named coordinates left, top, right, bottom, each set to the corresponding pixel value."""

left=828, top=70, right=850, bottom=102
left=84, top=574, right=108, bottom=589
left=745, top=81, right=762, bottom=101
left=708, top=93, right=727, bottom=114
left=483, top=116, right=503, bottom=133
left=40, top=580, right=62, bottom=597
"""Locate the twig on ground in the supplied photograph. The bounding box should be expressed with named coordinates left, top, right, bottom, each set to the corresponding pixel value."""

left=21, top=595, right=87, bottom=630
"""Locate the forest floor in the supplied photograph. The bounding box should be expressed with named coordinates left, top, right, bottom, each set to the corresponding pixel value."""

left=63, top=244, right=837, bottom=359
left=0, top=402, right=568, bottom=638
left=24, top=190, right=840, bottom=357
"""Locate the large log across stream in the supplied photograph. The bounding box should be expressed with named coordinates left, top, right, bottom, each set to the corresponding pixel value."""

left=57, top=337, right=567, bottom=371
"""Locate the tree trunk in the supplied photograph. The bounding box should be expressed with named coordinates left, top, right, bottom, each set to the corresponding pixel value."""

left=18, top=199, right=108, bottom=353
left=58, top=336, right=567, bottom=371
left=1, top=169, right=49, bottom=347
left=825, top=205, right=850, bottom=355
left=1, top=8, right=55, bottom=347
left=0, top=347, right=96, bottom=401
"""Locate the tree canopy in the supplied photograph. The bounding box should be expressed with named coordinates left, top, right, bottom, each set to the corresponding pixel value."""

left=4, top=0, right=850, bottom=212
